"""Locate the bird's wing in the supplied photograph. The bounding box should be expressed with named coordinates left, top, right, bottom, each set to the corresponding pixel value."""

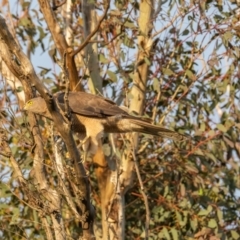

left=54, top=92, right=186, bottom=140
left=55, top=92, right=130, bottom=118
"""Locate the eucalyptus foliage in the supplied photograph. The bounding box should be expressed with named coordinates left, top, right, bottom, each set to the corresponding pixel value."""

left=0, top=0, right=239, bottom=239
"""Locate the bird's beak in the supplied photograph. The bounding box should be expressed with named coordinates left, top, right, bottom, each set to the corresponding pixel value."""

left=22, top=105, right=28, bottom=111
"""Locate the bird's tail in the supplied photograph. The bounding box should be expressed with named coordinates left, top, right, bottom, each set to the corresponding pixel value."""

left=129, top=119, right=185, bottom=140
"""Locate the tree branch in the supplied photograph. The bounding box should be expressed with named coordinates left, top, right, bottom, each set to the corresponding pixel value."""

left=41, top=216, right=54, bottom=240
left=0, top=15, right=93, bottom=238
left=132, top=145, right=150, bottom=239
left=71, top=0, right=110, bottom=57
left=38, top=0, right=80, bottom=91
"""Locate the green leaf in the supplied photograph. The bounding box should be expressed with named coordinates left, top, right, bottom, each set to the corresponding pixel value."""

left=205, top=152, right=217, bottom=163
left=144, top=57, right=151, bottom=66
left=207, top=205, right=213, bottom=213
left=217, top=209, right=223, bottom=223
left=140, top=231, right=146, bottom=238
left=175, top=211, right=182, bottom=223
left=185, top=164, right=199, bottom=174
left=0, top=184, right=12, bottom=198
left=171, top=228, right=178, bottom=240
left=182, top=29, right=189, bottom=36
left=198, top=209, right=208, bottom=216
left=120, top=51, right=125, bottom=62
left=153, top=78, right=160, bottom=92
left=10, top=208, right=20, bottom=225
left=231, top=230, right=240, bottom=240
left=190, top=218, right=198, bottom=231
left=200, top=121, right=206, bottom=131
left=132, top=228, right=141, bottom=234
left=162, top=68, right=174, bottom=76
left=162, top=227, right=171, bottom=240
left=163, top=186, right=169, bottom=197
left=180, top=183, right=186, bottom=197
left=107, top=70, right=117, bottom=82
left=99, top=53, right=108, bottom=63
left=123, top=35, right=134, bottom=48
left=223, top=31, right=233, bottom=41
left=186, top=69, right=196, bottom=80
left=194, top=148, right=204, bottom=155
left=178, top=199, right=188, bottom=208
left=208, top=130, right=216, bottom=137
left=37, top=26, right=46, bottom=40
left=208, top=219, right=217, bottom=228
left=124, top=20, right=135, bottom=28
left=216, top=123, right=227, bottom=132
left=158, top=231, right=164, bottom=238
left=19, top=16, right=31, bottom=26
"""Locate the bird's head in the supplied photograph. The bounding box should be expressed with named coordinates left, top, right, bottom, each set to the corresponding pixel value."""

left=24, top=99, right=34, bottom=110
left=23, top=97, right=52, bottom=119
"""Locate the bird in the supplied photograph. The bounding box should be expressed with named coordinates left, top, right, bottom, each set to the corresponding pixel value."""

left=24, top=91, right=185, bottom=160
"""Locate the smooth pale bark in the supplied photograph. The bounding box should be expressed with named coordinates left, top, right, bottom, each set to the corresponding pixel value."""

left=118, top=0, right=155, bottom=239
left=82, top=0, right=103, bottom=94
left=81, top=2, right=113, bottom=239
left=125, top=0, right=154, bottom=184
left=96, top=0, right=155, bottom=238
left=87, top=0, right=155, bottom=238
left=62, top=0, right=73, bottom=46
left=93, top=142, right=114, bottom=239
left=0, top=58, right=25, bottom=106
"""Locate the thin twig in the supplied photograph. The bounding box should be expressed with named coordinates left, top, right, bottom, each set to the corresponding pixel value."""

left=151, top=12, right=182, bottom=39
left=151, top=88, right=161, bottom=123
left=52, top=0, right=66, bottom=10
left=108, top=134, right=124, bottom=239
left=41, top=216, right=54, bottom=240
left=52, top=131, right=84, bottom=222
left=71, top=0, right=110, bottom=56
left=63, top=53, right=71, bottom=119
left=131, top=139, right=150, bottom=239
left=184, top=132, right=221, bottom=158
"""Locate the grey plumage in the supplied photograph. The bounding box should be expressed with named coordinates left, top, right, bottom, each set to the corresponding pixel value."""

left=24, top=91, right=185, bottom=156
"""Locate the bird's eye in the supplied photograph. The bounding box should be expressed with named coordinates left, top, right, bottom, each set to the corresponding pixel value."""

left=27, top=100, right=33, bottom=106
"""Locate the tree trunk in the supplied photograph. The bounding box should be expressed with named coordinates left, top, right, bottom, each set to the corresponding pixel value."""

left=82, top=0, right=102, bottom=94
